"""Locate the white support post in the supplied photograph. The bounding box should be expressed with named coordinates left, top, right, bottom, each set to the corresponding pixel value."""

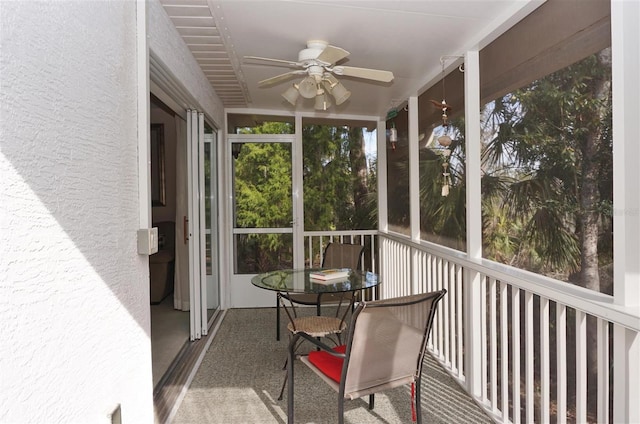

left=463, top=48, right=484, bottom=403
left=614, top=325, right=640, bottom=424
left=293, top=114, right=304, bottom=269
left=136, top=0, right=151, bottom=230
left=409, top=95, right=420, bottom=243
left=464, top=50, right=482, bottom=258
left=377, top=119, right=388, bottom=233
left=408, top=96, right=420, bottom=295
left=611, top=2, right=640, bottom=421
left=612, top=0, right=640, bottom=310
left=464, top=268, right=483, bottom=400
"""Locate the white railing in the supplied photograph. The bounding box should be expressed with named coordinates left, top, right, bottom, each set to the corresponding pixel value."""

left=303, top=230, right=379, bottom=301
left=379, top=233, right=639, bottom=424
left=303, top=230, right=378, bottom=272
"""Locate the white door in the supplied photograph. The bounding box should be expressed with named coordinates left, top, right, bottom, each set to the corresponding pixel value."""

left=187, top=110, right=207, bottom=340
left=204, top=123, right=220, bottom=316
left=228, top=133, right=299, bottom=307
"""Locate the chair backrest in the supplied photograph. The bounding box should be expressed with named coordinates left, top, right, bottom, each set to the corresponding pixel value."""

left=321, top=242, right=365, bottom=270
left=340, top=290, right=446, bottom=397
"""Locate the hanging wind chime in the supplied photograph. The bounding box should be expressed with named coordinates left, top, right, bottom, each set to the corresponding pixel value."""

left=430, top=58, right=454, bottom=196
left=386, top=107, right=399, bottom=150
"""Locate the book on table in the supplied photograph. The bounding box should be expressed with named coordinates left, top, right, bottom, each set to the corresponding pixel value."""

left=309, top=268, right=350, bottom=281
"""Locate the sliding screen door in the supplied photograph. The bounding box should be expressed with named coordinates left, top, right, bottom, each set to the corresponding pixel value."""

left=187, top=110, right=207, bottom=340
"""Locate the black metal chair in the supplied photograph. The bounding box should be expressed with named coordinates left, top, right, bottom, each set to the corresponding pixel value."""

left=275, top=242, right=365, bottom=341
left=286, top=290, right=447, bottom=424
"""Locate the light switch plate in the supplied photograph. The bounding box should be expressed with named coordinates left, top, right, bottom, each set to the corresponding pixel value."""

left=137, top=227, right=158, bottom=255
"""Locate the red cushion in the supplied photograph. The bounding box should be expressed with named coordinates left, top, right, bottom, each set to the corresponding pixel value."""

left=308, top=345, right=347, bottom=383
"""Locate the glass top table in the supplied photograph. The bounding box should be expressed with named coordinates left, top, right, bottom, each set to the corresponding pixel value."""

left=251, top=268, right=380, bottom=294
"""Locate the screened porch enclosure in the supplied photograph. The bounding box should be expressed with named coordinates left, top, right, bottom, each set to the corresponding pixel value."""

left=212, top=0, right=638, bottom=422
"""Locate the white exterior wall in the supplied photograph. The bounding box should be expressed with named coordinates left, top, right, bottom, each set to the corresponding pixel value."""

left=1, top=2, right=153, bottom=423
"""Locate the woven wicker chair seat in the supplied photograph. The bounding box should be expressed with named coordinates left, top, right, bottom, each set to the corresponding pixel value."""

left=287, top=315, right=347, bottom=338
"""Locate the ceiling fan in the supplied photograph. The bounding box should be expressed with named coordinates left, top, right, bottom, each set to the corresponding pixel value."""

left=244, top=40, right=394, bottom=110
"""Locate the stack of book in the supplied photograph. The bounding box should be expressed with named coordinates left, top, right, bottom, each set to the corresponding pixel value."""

left=309, top=268, right=350, bottom=281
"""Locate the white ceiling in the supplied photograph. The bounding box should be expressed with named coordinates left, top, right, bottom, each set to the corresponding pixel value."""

left=159, top=0, right=544, bottom=118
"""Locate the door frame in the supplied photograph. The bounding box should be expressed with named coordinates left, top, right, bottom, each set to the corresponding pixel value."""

left=225, top=131, right=301, bottom=308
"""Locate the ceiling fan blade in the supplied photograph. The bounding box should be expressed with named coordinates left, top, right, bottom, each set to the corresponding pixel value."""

left=332, top=66, right=394, bottom=83
left=244, top=56, right=300, bottom=68
left=316, top=45, right=349, bottom=65
left=258, top=70, right=306, bottom=87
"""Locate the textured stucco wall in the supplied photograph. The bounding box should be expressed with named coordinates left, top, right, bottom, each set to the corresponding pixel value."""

left=0, top=2, right=153, bottom=423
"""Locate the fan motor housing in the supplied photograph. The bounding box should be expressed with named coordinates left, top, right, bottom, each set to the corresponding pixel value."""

left=298, top=40, right=328, bottom=63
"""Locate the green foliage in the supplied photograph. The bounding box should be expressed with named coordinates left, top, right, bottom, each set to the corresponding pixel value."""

left=233, top=122, right=294, bottom=271
left=481, top=50, right=613, bottom=284
left=233, top=121, right=377, bottom=272
left=302, top=125, right=377, bottom=231
left=418, top=121, right=467, bottom=250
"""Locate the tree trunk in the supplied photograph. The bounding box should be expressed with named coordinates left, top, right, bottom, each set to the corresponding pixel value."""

left=577, top=48, right=611, bottom=406
left=577, top=48, right=611, bottom=293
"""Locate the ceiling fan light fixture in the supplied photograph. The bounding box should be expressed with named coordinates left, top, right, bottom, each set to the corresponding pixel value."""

left=247, top=41, right=394, bottom=111
left=314, top=90, right=332, bottom=111
left=298, top=76, right=317, bottom=99
left=281, top=84, right=300, bottom=105
left=330, top=82, right=351, bottom=105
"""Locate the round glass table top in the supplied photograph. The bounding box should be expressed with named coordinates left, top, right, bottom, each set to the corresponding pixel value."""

left=251, top=268, right=380, bottom=294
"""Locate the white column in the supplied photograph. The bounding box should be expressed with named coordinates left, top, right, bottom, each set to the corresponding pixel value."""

left=408, top=96, right=421, bottom=294
left=612, top=0, right=640, bottom=308
left=137, top=0, right=151, bottom=229
left=293, top=114, right=304, bottom=269
left=463, top=49, right=483, bottom=399
left=611, top=1, right=640, bottom=420
left=409, top=96, right=420, bottom=242
left=377, top=119, right=388, bottom=232
left=613, top=325, right=640, bottom=423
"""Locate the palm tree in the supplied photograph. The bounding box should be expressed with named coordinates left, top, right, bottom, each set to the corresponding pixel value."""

left=480, top=49, right=613, bottom=415
left=480, top=49, right=612, bottom=287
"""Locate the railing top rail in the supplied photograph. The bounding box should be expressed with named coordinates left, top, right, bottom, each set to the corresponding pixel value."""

left=380, top=232, right=640, bottom=332
left=304, top=230, right=377, bottom=237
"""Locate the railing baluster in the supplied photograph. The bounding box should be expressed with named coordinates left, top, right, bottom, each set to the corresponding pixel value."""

left=456, top=265, right=463, bottom=379
left=443, top=259, right=450, bottom=365
left=540, top=297, right=550, bottom=422
left=500, top=281, right=509, bottom=422
left=490, top=277, right=498, bottom=412
left=480, top=274, right=488, bottom=403
left=436, top=256, right=443, bottom=356
left=597, top=318, right=609, bottom=424
left=576, top=310, right=587, bottom=423
left=525, top=291, right=534, bottom=423
left=511, top=287, right=521, bottom=424
left=556, top=304, right=567, bottom=423
left=449, top=263, right=456, bottom=372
